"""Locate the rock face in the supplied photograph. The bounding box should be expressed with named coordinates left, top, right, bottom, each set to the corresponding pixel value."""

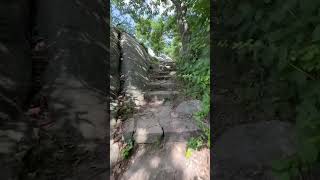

left=0, top=1, right=33, bottom=179
left=110, top=28, right=121, bottom=99
left=175, top=100, right=202, bottom=116
left=120, top=32, right=151, bottom=106
left=213, top=121, right=297, bottom=180
left=110, top=28, right=120, bottom=136
left=29, top=0, right=108, bottom=179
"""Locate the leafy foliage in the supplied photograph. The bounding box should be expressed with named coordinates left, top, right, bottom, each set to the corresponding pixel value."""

left=220, top=0, right=320, bottom=178
left=185, top=136, right=205, bottom=158
left=121, top=139, right=134, bottom=159
left=176, top=0, right=210, bottom=145
left=187, top=136, right=204, bottom=150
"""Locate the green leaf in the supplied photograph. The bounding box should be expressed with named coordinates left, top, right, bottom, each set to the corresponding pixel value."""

left=312, top=25, right=320, bottom=42
left=277, top=172, right=290, bottom=180
left=264, top=0, right=271, bottom=4
left=185, top=148, right=193, bottom=159
left=298, top=141, right=318, bottom=163
left=277, top=46, right=288, bottom=70
left=272, top=159, right=290, bottom=171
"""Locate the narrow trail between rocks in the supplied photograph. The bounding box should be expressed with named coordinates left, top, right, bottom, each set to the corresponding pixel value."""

left=113, top=61, right=210, bottom=180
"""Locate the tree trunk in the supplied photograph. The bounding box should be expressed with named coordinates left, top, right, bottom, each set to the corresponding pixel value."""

left=171, top=0, right=190, bottom=58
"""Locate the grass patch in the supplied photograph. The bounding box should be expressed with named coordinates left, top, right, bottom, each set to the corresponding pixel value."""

left=121, top=139, right=134, bottom=159
left=185, top=136, right=206, bottom=158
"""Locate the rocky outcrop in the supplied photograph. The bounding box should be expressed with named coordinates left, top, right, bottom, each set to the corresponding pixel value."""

left=110, top=28, right=121, bottom=99
left=0, top=0, right=154, bottom=178
left=120, top=32, right=151, bottom=106
left=0, top=1, right=32, bottom=179
left=213, top=121, right=297, bottom=180
left=110, top=29, right=153, bottom=168
left=110, top=28, right=121, bottom=135
left=22, top=1, right=109, bottom=179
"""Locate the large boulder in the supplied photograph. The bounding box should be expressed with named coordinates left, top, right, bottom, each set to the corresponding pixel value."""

left=27, top=0, right=108, bottom=179
left=213, top=121, right=297, bottom=180
left=0, top=1, right=32, bottom=179
left=110, top=28, right=120, bottom=134
left=120, top=32, right=151, bottom=106
left=110, top=28, right=121, bottom=99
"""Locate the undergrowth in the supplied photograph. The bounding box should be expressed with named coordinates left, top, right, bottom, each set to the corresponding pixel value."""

left=185, top=136, right=206, bottom=158
left=121, top=139, right=134, bottom=159
left=220, top=0, right=320, bottom=179
left=176, top=47, right=210, bottom=148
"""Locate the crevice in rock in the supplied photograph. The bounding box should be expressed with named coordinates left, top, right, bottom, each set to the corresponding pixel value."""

left=160, top=126, right=165, bottom=139
left=117, top=29, right=124, bottom=97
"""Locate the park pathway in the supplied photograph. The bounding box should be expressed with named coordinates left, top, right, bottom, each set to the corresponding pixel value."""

left=113, top=60, right=210, bottom=180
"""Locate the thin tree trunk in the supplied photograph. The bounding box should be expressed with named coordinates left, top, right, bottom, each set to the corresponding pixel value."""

left=171, top=0, right=190, bottom=58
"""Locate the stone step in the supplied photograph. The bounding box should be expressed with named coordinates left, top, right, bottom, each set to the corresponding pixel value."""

left=151, top=75, right=172, bottom=80
left=147, top=80, right=175, bottom=90
left=160, top=65, right=176, bottom=69
left=158, top=64, right=176, bottom=70
left=123, top=105, right=202, bottom=144
left=145, top=90, right=179, bottom=101
left=151, top=71, right=170, bottom=76
left=122, top=116, right=163, bottom=144
left=151, top=71, right=177, bottom=76
left=159, top=60, right=175, bottom=64
left=152, top=65, right=177, bottom=71
left=161, top=64, right=176, bottom=68
left=164, top=129, right=202, bottom=142
left=161, top=117, right=202, bottom=142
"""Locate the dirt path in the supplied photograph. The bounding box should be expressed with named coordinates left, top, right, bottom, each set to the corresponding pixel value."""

left=113, top=61, right=210, bottom=180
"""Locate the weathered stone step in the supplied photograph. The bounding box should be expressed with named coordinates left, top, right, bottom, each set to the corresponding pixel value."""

left=152, top=65, right=177, bottom=71
left=145, top=90, right=179, bottom=101
left=151, top=71, right=177, bottom=76
left=158, top=64, right=176, bottom=70
left=122, top=116, right=163, bottom=144
left=147, top=80, right=175, bottom=90
left=164, top=129, right=202, bottom=142
left=151, top=71, right=170, bottom=76
left=151, top=75, right=172, bottom=80
left=159, top=61, right=175, bottom=65
left=160, top=118, right=202, bottom=142
left=161, top=64, right=176, bottom=69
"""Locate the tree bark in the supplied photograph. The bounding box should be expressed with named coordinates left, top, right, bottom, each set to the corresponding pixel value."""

left=170, top=0, right=190, bottom=58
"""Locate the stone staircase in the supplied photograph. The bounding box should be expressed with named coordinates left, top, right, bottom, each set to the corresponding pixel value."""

left=122, top=61, right=200, bottom=144
left=144, top=61, right=178, bottom=103
left=118, top=61, right=207, bottom=180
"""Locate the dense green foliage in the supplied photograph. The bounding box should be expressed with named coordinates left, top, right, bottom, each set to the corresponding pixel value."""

left=175, top=0, right=210, bottom=145
left=220, top=0, right=320, bottom=178
left=111, top=0, right=210, bottom=145
left=185, top=136, right=205, bottom=158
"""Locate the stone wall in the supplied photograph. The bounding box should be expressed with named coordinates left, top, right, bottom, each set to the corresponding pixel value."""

left=0, top=1, right=32, bottom=179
